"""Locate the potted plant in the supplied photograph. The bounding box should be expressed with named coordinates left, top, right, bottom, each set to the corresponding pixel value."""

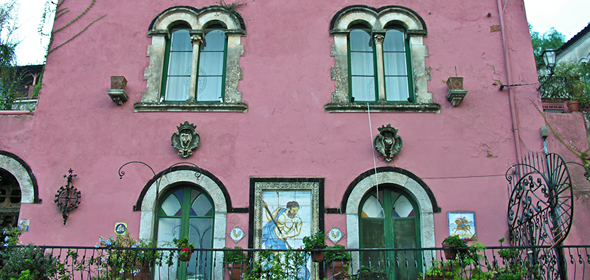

left=173, top=236, right=195, bottom=262
left=224, top=246, right=249, bottom=280
left=324, top=244, right=351, bottom=279
left=93, top=233, right=160, bottom=279
left=441, top=235, right=468, bottom=260
left=303, top=231, right=327, bottom=262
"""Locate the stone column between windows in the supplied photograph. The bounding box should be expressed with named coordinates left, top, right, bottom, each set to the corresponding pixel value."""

left=189, top=34, right=203, bottom=101
left=373, top=34, right=386, bottom=101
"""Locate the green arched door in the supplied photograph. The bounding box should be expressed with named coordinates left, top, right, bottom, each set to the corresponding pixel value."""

left=359, top=188, right=421, bottom=279
left=157, top=185, right=214, bottom=279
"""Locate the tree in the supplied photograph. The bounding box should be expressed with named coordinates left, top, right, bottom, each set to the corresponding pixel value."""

left=0, top=0, right=21, bottom=110
left=530, top=25, right=565, bottom=70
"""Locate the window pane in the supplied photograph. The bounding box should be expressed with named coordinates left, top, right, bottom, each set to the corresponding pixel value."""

left=383, top=53, right=407, bottom=76
left=350, top=52, right=374, bottom=75
left=351, top=76, right=376, bottom=101
left=171, top=30, right=192, bottom=51
left=383, top=29, right=405, bottom=52
left=385, top=76, right=409, bottom=101
left=202, top=30, right=226, bottom=51
left=157, top=218, right=181, bottom=246
left=362, top=195, right=384, bottom=218
left=197, top=76, right=223, bottom=101
left=189, top=218, right=213, bottom=279
left=161, top=194, right=182, bottom=216
left=392, top=195, right=414, bottom=218
left=166, top=76, right=190, bottom=101
left=350, top=30, right=372, bottom=51
left=168, top=52, right=192, bottom=75
left=199, top=52, right=224, bottom=76
left=191, top=194, right=213, bottom=217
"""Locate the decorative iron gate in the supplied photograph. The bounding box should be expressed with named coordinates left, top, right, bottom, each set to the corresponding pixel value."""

left=506, top=152, right=574, bottom=280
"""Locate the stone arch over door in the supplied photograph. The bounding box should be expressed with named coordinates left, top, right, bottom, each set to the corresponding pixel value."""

left=136, top=166, right=228, bottom=278
left=343, top=167, right=440, bottom=269
left=0, top=151, right=41, bottom=205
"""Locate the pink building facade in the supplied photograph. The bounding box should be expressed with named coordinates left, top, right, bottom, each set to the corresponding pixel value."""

left=1, top=0, right=588, bottom=278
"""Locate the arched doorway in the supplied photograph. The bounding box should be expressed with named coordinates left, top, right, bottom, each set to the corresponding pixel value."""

left=359, top=186, right=420, bottom=279
left=0, top=169, right=21, bottom=232
left=344, top=167, right=440, bottom=276
left=156, top=184, right=214, bottom=279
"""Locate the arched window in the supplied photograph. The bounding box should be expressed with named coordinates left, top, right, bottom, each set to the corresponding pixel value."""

left=327, top=5, right=438, bottom=112
left=349, top=27, right=377, bottom=102
left=156, top=185, right=214, bottom=280
left=163, top=28, right=193, bottom=101
left=139, top=6, right=247, bottom=112
left=383, top=28, right=412, bottom=102
left=197, top=29, right=227, bottom=102
left=359, top=187, right=421, bottom=279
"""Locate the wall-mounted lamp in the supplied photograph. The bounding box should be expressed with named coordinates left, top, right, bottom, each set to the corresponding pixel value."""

left=107, top=76, right=129, bottom=105
left=54, top=169, right=81, bottom=225
left=446, top=77, right=468, bottom=107
left=536, top=49, right=557, bottom=91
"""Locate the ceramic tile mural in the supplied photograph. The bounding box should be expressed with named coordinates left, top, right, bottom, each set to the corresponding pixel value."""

left=448, top=212, right=476, bottom=241
left=252, top=179, right=322, bottom=280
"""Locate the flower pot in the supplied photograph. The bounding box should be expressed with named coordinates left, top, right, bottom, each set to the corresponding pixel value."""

left=227, top=262, right=247, bottom=280
left=330, top=260, right=348, bottom=279
left=311, top=251, right=324, bottom=262
left=568, top=100, right=581, bottom=112
left=442, top=243, right=456, bottom=260
left=179, top=250, right=193, bottom=262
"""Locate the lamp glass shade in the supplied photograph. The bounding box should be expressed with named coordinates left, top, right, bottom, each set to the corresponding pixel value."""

left=542, top=49, right=556, bottom=69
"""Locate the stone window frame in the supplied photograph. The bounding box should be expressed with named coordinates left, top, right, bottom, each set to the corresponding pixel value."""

left=326, top=5, right=440, bottom=113
left=135, top=6, right=247, bottom=112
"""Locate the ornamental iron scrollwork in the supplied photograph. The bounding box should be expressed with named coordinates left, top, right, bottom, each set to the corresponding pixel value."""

left=374, top=124, right=403, bottom=162
left=506, top=152, right=574, bottom=280
left=54, top=169, right=81, bottom=225
left=171, top=121, right=200, bottom=158
left=117, top=161, right=202, bottom=210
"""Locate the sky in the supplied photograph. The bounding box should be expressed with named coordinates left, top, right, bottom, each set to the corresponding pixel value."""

left=2, top=0, right=590, bottom=66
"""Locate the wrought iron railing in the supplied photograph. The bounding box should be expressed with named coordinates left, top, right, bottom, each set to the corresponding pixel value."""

left=1, top=245, right=590, bottom=279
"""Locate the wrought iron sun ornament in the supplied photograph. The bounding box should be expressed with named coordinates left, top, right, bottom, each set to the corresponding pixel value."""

left=506, top=152, right=574, bottom=280
left=54, top=169, right=81, bottom=225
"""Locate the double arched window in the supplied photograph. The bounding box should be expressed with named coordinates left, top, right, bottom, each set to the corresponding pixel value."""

left=139, top=6, right=247, bottom=112
left=328, top=6, right=438, bottom=112
left=162, top=26, right=227, bottom=102
left=348, top=25, right=412, bottom=102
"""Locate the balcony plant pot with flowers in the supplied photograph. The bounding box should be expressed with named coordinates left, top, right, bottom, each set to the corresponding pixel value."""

left=441, top=235, right=468, bottom=260
left=223, top=246, right=249, bottom=280
left=173, top=236, right=195, bottom=262
left=303, top=231, right=327, bottom=262
left=324, top=244, right=351, bottom=279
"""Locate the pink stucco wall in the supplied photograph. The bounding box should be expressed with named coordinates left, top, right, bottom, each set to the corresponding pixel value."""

left=1, top=0, right=574, bottom=250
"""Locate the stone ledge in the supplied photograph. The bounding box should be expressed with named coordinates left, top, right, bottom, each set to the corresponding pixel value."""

left=134, top=102, right=248, bottom=112
left=324, top=102, right=441, bottom=113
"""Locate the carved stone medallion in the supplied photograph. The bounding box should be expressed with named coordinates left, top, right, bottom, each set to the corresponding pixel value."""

left=374, top=124, right=403, bottom=162
left=171, top=121, right=200, bottom=158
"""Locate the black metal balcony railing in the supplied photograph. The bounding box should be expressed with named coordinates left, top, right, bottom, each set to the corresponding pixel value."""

left=1, top=245, right=590, bottom=279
